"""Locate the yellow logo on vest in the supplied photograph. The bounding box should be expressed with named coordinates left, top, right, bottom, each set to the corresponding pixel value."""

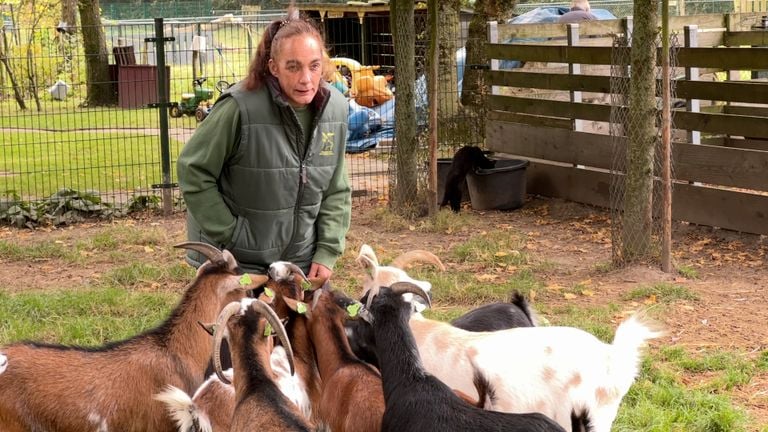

left=320, top=132, right=335, bottom=156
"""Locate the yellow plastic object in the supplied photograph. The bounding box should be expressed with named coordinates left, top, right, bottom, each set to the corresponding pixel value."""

left=330, top=57, right=393, bottom=108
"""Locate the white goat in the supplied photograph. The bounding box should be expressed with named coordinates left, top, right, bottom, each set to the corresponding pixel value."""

left=354, top=244, right=661, bottom=431
left=356, top=243, right=444, bottom=308
left=406, top=311, right=661, bottom=431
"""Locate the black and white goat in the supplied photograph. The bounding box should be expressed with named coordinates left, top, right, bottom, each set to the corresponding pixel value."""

left=211, top=298, right=312, bottom=431
left=357, top=282, right=565, bottom=432
left=401, top=297, right=660, bottom=431
left=0, top=242, right=267, bottom=432
left=350, top=244, right=537, bottom=368
left=450, top=290, right=538, bottom=331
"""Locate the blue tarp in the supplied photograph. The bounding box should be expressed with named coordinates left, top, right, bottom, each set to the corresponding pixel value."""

left=346, top=7, right=618, bottom=153
left=346, top=99, right=395, bottom=153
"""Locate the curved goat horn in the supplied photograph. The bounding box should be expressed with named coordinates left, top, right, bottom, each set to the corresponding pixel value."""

left=391, top=250, right=446, bottom=272
left=390, top=282, right=432, bottom=309
left=285, top=263, right=310, bottom=285
left=212, top=302, right=243, bottom=385
left=249, top=300, right=296, bottom=376
left=174, top=241, right=225, bottom=264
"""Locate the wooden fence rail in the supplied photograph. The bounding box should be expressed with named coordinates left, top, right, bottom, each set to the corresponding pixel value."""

left=485, top=12, right=768, bottom=235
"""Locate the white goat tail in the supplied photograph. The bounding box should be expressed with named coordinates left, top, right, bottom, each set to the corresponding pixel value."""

left=0, top=353, right=7, bottom=375
left=610, top=314, right=664, bottom=393
left=154, top=385, right=213, bottom=432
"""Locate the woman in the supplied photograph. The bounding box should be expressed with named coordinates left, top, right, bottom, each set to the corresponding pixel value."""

left=177, top=9, right=351, bottom=279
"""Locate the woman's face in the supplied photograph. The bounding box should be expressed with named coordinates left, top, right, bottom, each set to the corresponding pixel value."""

left=269, top=34, right=324, bottom=108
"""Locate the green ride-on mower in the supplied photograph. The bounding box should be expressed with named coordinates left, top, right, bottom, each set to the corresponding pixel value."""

left=169, top=77, right=229, bottom=122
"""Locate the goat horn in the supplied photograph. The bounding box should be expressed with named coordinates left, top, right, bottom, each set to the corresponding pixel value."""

left=248, top=299, right=296, bottom=377
left=285, top=263, right=310, bottom=285
left=212, top=301, right=243, bottom=385
left=391, top=250, right=446, bottom=272
left=389, top=282, right=432, bottom=309
left=174, top=242, right=224, bottom=264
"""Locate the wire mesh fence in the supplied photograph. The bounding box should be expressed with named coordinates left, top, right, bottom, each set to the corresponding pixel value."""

left=0, top=7, right=484, bottom=223
left=609, top=33, right=679, bottom=266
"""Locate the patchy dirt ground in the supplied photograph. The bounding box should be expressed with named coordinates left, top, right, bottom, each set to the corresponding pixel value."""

left=1, top=196, right=767, bottom=424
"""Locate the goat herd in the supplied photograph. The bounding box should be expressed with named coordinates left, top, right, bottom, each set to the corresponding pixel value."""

left=0, top=242, right=663, bottom=432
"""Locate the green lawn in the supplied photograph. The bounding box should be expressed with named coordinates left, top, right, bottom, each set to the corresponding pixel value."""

left=0, top=130, right=184, bottom=199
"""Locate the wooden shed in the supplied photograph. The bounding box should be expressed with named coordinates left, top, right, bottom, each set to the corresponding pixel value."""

left=296, top=1, right=474, bottom=68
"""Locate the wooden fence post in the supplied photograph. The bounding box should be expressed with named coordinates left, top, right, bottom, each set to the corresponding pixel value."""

left=488, top=21, right=499, bottom=96
left=684, top=25, right=700, bottom=145
left=566, top=23, right=583, bottom=133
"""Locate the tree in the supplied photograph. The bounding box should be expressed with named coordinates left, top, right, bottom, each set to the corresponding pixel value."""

left=459, top=0, right=516, bottom=145
left=461, top=0, right=516, bottom=108
left=78, top=0, right=116, bottom=106
left=390, top=0, right=419, bottom=215
left=61, top=0, right=77, bottom=30
left=437, top=0, right=460, bottom=122
left=621, top=0, right=659, bottom=261
left=0, top=29, right=27, bottom=110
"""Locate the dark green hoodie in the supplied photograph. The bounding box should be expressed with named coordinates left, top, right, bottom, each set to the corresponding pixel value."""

left=177, top=78, right=351, bottom=273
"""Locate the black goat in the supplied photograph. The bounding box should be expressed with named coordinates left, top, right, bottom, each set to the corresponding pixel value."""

left=451, top=291, right=537, bottom=331
left=440, top=146, right=495, bottom=212
left=358, top=282, right=565, bottom=432
left=347, top=290, right=535, bottom=368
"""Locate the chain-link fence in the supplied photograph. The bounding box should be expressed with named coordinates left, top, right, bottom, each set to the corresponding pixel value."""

left=609, top=33, right=679, bottom=266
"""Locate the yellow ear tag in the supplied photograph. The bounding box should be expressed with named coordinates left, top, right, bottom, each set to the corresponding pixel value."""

left=264, top=287, right=275, bottom=299
left=301, top=280, right=311, bottom=291
left=239, top=274, right=252, bottom=286
left=346, top=303, right=361, bottom=318
left=264, top=322, right=273, bottom=337
left=297, top=302, right=308, bottom=314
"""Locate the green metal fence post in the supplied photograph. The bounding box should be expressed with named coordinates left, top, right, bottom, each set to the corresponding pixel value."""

left=148, top=18, right=176, bottom=216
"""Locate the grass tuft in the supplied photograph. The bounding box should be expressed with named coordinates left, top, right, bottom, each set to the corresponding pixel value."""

left=622, top=283, right=699, bottom=303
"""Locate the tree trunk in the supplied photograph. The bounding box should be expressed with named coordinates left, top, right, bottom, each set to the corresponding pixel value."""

left=622, top=0, right=659, bottom=261
left=0, top=26, right=26, bottom=110
left=78, top=0, right=116, bottom=106
left=461, top=0, right=516, bottom=108
left=61, top=0, right=78, bottom=31
left=390, top=0, right=419, bottom=215
left=437, top=0, right=460, bottom=122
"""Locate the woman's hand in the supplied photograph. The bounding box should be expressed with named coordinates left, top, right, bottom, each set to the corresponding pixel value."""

left=308, top=262, right=332, bottom=279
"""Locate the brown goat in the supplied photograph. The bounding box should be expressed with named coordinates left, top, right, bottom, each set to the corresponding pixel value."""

left=0, top=242, right=267, bottom=432
left=285, top=284, right=385, bottom=432
left=265, top=262, right=327, bottom=425
left=213, top=298, right=312, bottom=432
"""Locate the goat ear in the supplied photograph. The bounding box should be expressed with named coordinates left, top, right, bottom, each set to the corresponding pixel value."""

left=308, top=277, right=326, bottom=290
left=356, top=254, right=378, bottom=279
left=284, top=297, right=309, bottom=315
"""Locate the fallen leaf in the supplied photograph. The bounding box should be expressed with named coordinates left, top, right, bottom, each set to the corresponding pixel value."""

left=644, top=294, right=657, bottom=305
left=581, top=289, right=595, bottom=297
left=494, top=251, right=509, bottom=257
left=475, top=274, right=497, bottom=282
left=529, top=290, right=537, bottom=302
left=563, top=292, right=577, bottom=300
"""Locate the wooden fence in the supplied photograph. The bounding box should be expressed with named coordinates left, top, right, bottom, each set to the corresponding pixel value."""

left=485, top=12, right=768, bottom=235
